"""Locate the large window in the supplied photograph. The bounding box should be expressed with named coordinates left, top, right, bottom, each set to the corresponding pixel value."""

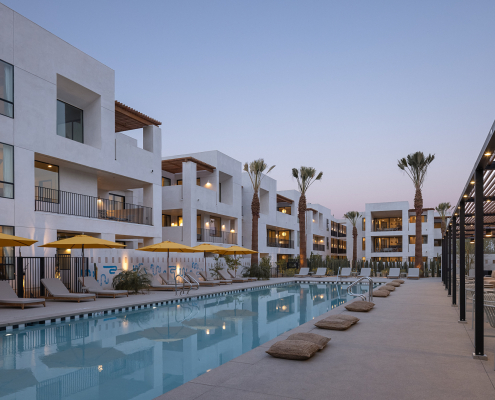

left=409, top=235, right=428, bottom=244
left=0, top=225, right=14, bottom=280
left=35, top=161, right=59, bottom=203
left=162, top=177, right=171, bottom=186
left=162, top=214, right=171, bottom=227
left=57, top=100, right=83, bottom=143
left=0, top=143, right=13, bottom=199
left=409, top=215, right=427, bottom=223
left=0, top=60, right=13, bottom=118
left=109, top=193, right=125, bottom=210
left=362, top=237, right=366, bottom=251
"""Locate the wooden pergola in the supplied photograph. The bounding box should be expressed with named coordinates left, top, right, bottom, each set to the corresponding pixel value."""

left=161, top=157, right=215, bottom=174
left=115, top=101, right=161, bottom=132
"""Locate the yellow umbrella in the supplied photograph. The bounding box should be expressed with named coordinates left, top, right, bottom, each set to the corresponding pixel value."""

left=192, top=243, right=227, bottom=275
left=39, top=235, right=125, bottom=285
left=0, top=233, right=37, bottom=257
left=137, top=241, right=199, bottom=280
left=215, top=246, right=257, bottom=277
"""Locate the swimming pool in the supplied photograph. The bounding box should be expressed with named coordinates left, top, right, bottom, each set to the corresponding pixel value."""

left=0, top=282, right=373, bottom=399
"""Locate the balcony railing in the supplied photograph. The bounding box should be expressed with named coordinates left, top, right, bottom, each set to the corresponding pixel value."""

left=267, top=238, right=294, bottom=249
left=373, top=246, right=402, bottom=253
left=313, top=244, right=325, bottom=251
left=197, top=228, right=237, bottom=245
left=372, top=226, right=402, bottom=232
left=331, top=230, right=337, bottom=237
left=35, top=186, right=152, bottom=225
left=331, top=248, right=346, bottom=254
left=338, top=231, right=346, bottom=237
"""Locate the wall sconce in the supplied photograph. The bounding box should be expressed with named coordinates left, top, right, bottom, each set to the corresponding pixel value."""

left=282, top=232, right=286, bottom=237
left=282, top=209, right=287, bottom=214
left=205, top=222, right=209, bottom=227
left=222, top=225, right=225, bottom=230
left=123, top=257, right=128, bottom=271
left=206, top=181, right=211, bottom=187
left=97, top=199, right=102, bottom=204
left=171, top=223, right=176, bottom=227
left=230, top=229, right=235, bottom=233
left=48, top=165, right=53, bottom=168
left=312, top=219, right=315, bottom=223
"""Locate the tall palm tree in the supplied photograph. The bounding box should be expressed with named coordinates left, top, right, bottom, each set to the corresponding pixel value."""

left=244, top=159, right=275, bottom=264
left=292, top=167, right=323, bottom=269
left=344, top=211, right=362, bottom=269
left=435, top=202, right=451, bottom=237
left=398, top=152, right=435, bottom=275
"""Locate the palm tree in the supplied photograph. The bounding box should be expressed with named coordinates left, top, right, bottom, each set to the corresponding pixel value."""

left=398, top=152, right=435, bottom=275
left=344, top=211, right=362, bottom=270
left=292, top=167, right=323, bottom=269
left=435, top=202, right=451, bottom=237
left=243, top=159, right=275, bottom=264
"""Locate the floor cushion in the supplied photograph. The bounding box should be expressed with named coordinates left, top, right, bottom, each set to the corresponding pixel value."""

left=266, top=340, right=320, bottom=360
left=373, top=289, right=389, bottom=297
left=380, top=285, right=394, bottom=292
left=286, top=333, right=330, bottom=350
left=329, top=314, right=360, bottom=324
left=314, top=318, right=354, bottom=331
left=345, top=300, right=375, bottom=312
left=393, top=279, right=405, bottom=284
left=387, top=281, right=400, bottom=287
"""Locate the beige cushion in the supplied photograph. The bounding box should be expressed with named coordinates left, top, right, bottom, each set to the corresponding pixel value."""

left=286, top=333, right=330, bottom=350
left=330, top=314, right=360, bottom=324
left=373, top=289, right=389, bottom=297
left=392, top=279, right=405, bottom=284
left=314, top=318, right=354, bottom=331
left=381, top=285, right=395, bottom=292
left=266, top=340, right=320, bottom=360
left=345, top=300, right=375, bottom=312
left=388, top=282, right=400, bottom=287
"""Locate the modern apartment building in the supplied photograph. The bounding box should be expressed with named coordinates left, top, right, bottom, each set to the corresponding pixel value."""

left=345, top=201, right=445, bottom=263
left=0, top=5, right=163, bottom=282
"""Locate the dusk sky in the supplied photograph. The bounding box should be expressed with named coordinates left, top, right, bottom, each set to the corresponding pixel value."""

left=4, top=0, right=495, bottom=217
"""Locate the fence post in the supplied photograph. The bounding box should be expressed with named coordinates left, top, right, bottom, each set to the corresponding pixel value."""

left=39, top=257, right=45, bottom=297
left=16, top=256, right=23, bottom=298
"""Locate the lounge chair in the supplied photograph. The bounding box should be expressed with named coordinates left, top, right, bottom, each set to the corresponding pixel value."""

left=227, top=268, right=257, bottom=282
left=219, top=269, right=248, bottom=283
left=358, top=268, right=371, bottom=278
left=41, top=278, right=96, bottom=302
left=294, top=267, right=310, bottom=277
left=0, top=281, right=46, bottom=309
left=78, top=277, right=128, bottom=298
left=407, top=268, right=420, bottom=279
left=484, top=271, right=495, bottom=280
left=186, top=272, right=219, bottom=287
left=387, top=268, right=401, bottom=279
left=337, top=267, right=352, bottom=280
left=147, top=274, right=183, bottom=291
left=199, top=270, right=232, bottom=285
left=159, top=273, right=198, bottom=290
left=313, top=268, right=327, bottom=278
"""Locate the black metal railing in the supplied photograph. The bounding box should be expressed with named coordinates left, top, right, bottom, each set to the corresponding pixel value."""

left=0, top=256, right=15, bottom=280
left=35, top=186, right=152, bottom=225
left=338, top=231, right=346, bottom=237
left=313, top=244, right=325, bottom=251
left=331, top=230, right=337, bottom=237
left=373, top=246, right=402, bottom=253
left=267, top=238, right=294, bottom=248
left=372, top=226, right=402, bottom=232
left=197, top=228, right=237, bottom=244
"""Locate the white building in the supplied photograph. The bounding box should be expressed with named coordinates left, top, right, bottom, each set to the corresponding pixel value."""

left=0, top=4, right=163, bottom=287
left=346, top=201, right=444, bottom=263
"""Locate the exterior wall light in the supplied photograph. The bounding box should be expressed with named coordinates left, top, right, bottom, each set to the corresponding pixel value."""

left=230, top=229, right=235, bottom=233
left=222, top=225, right=225, bottom=229
left=463, top=195, right=468, bottom=198
left=470, top=180, right=475, bottom=184
left=485, top=152, right=492, bottom=156
left=48, top=165, right=52, bottom=168
left=206, top=181, right=211, bottom=187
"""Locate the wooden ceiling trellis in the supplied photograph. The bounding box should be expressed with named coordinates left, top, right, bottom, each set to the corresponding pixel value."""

left=115, top=101, right=161, bottom=132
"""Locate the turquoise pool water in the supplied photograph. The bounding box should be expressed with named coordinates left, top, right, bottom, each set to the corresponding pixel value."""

left=0, top=282, right=372, bottom=399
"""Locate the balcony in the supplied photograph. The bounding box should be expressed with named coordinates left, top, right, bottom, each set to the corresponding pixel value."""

left=331, top=247, right=346, bottom=254
left=267, top=238, right=294, bottom=249
left=373, top=246, right=402, bottom=253
left=313, top=244, right=325, bottom=251
left=197, top=228, right=237, bottom=245
left=35, top=186, right=152, bottom=225
left=372, top=226, right=402, bottom=232
left=337, top=231, right=346, bottom=237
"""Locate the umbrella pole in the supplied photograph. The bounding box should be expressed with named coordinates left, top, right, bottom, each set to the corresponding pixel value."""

left=204, top=252, right=207, bottom=276
left=82, top=245, right=85, bottom=287
left=167, top=250, right=170, bottom=282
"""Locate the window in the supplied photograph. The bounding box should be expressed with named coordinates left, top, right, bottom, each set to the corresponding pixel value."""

left=434, top=221, right=442, bottom=229
left=176, top=178, right=200, bottom=186
left=57, top=100, right=83, bottom=143
left=162, top=177, right=171, bottom=186
left=362, top=218, right=366, bottom=231
left=162, top=214, right=171, bottom=227
left=434, top=239, right=442, bottom=247
left=0, top=143, right=13, bottom=199
left=0, top=225, right=14, bottom=280
left=297, top=231, right=300, bottom=247
left=0, top=60, right=13, bottom=118
left=176, top=179, right=182, bottom=185
left=109, top=194, right=125, bottom=210
left=278, top=206, right=291, bottom=215
left=35, top=161, right=58, bottom=202
left=409, top=235, right=428, bottom=244
left=178, top=216, right=183, bottom=227
left=327, top=237, right=329, bottom=249
left=362, top=237, right=366, bottom=251
left=197, top=178, right=200, bottom=186
left=409, top=215, right=427, bottom=223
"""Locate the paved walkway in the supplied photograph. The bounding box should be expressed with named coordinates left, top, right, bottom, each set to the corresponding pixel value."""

left=158, top=278, right=495, bottom=400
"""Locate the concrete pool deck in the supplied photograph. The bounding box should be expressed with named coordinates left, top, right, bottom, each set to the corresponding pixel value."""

left=157, top=278, right=495, bottom=400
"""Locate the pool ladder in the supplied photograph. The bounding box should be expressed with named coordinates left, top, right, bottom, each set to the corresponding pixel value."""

left=346, top=277, right=374, bottom=302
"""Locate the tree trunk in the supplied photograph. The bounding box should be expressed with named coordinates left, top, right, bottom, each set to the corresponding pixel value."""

left=251, top=191, right=260, bottom=265
left=414, top=187, right=423, bottom=276
left=352, top=226, right=358, bottom=269
left=298, top=194, right=307, bottom=269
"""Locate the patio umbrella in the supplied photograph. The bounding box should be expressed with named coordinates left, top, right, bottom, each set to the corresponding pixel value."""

left=0, top=233, right=37, bottom=256
left=137, top=241, right=198, bottom=280
left=182, top=317, right=223, bottom=330
left=214, top=245, right=257, bottom=277
left=139, top=326, right=197, bottom=342
left=0, top=368, right=38, bottom=396
left=41, top=345, right=125, bottom=368
left=214, top=309, right=257, bottom=320
left=39, top=235, right=125, bottom=286
left=192, top=243, right=226, bottom=276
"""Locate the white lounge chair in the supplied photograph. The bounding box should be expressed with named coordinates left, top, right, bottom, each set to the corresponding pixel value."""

left=78, top=277, right=128, bottom=298
left=294, top=267, right=310, bottom=277
left=147, top=274, right=182, bottom=291
left=407, top=268, right=420, bottom=279
left=159, top=273, right=197, bottom=290
left=41, top=278, right=96, bottom=302
left=227, top=268, right=256, bottom=282
left=358, top=268, right=371, bottom=278
left=0, top=281, right=46, bottom=309
left=186, top=272, right=219, bottom=287
left=388, top=268, right=401, bottom=279
left=199, top=270, right=232, bottom=285
left=313, top=268, right=327, bottom=278
left=337, top=267, right=352, bottom=279
left=219, top=269, right=247, bottom=283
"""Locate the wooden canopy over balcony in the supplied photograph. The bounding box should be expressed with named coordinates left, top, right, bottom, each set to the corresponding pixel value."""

left=276, top=194, right=293, bottom=204
left=115, top=101, right=162, bottom=132
left=161, top=157, right=216, bottom=174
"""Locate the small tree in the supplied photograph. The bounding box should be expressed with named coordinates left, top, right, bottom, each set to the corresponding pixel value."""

left=224, top=255, right=241, bottom=277
left=209, top=255, right=224, bottom=280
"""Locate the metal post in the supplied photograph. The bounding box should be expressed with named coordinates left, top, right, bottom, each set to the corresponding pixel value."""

left=39, top=257, right=45, bottom=297
left=442, top=236, right=447, bottom=287
left=16, top=256, right=23, bottom=298
left=452, top=216, right=457, bottom=306
left=473, top=168, right=486, bottom=359
left=459, top=200, right=466, bottom=322
left=448, top=228, right=452, bottom=296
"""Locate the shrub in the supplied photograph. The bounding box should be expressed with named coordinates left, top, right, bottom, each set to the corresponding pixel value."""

left=209, top=255, right=224, bottom=280
left=112, top=270, right=151, bottom=294
left=224, top=255, right=241, bottom=276
left=285, top=268, right=296, bottom=277
left=243, top=256, right=271, bottom=280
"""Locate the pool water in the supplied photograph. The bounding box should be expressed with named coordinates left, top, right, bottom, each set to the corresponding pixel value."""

left=0, top=282, right=372, bottom=400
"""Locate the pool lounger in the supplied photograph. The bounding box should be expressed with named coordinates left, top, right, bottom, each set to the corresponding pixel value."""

left=159, top=273, right=199, bottom=290
left=337, top=267, right=352, bottom=280
left=147, top=274, right=185, bottom=291
left=313, top=268, right=328, bottom=278
left=387, top=268, right=401, bottom=279
left=218, top=269, right=246, bottom=283
left=186, top=272, right=220, bottom=287
left=41, top=278, right=96, bottom=302
left=407, top=269, right=420, bottom=279
left=294, top=267, right=310, bottom=277
left=78, top=277, right=128, bottom=298
left=199, top=271, right=232, bottom=285
left=0, top=281, right=46, bottom=309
